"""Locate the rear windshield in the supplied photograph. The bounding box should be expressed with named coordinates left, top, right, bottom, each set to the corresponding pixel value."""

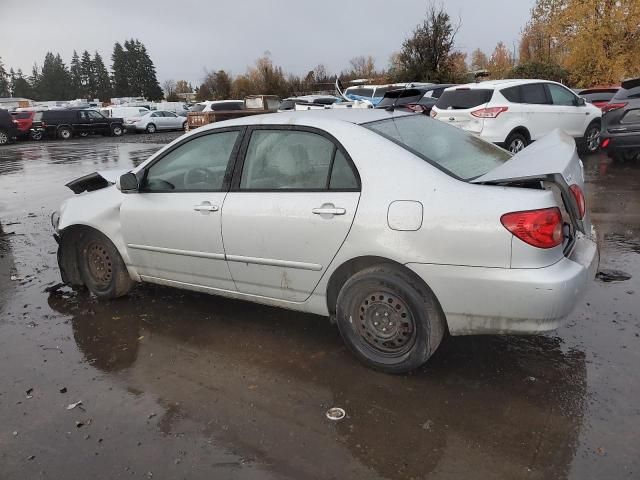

left=364, top=115, right=510, bottom=180
left=581, top=91, right=616, bottom=103
left=435, top=89, right=493, bottom=110
left=11, top=112, right=32, bottom=119
left=346, top=87, right=374, bottom=98
left=373, top=87, right=392, bottom=98
left=377, top=89, right=424, bottom=108
left=211, top=102, right=243, bottom=111
left=613, top=84, right=640, bottom=100
left=191, top=103, right=206, bottom=112
left=279, top=99, right=295, bottom=110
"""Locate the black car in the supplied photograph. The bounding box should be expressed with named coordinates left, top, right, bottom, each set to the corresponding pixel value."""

left=31, top=109, right=125, bottom=140
left=601, top=77, right=640, bottom=161
left=376, top=84, right=456, bottom=113
left=0, top=108, right=19, bottom=146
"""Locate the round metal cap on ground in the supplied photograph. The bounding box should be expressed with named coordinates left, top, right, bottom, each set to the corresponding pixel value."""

left=326, top=407, right=346, bottom=421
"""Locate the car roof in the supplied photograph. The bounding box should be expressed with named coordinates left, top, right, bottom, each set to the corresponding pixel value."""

left=446, top=79, right=560, bottom=90
left=199, top=108, right=412, bottom=131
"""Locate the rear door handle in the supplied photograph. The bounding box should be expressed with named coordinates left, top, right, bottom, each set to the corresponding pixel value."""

left=194, top=202, right=219, bottom=213
left=312, top=205, right=346, bottom=216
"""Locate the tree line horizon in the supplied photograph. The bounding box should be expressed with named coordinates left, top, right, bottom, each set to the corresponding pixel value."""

left=1, top=0, right=638, bottom=103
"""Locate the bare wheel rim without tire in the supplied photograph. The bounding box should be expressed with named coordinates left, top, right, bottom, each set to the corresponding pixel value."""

left=509, top=138, right=525, bottom=153
left=587, top=126, right=600, bottom=152
left=356, top=291, right=417, bottom=357
left=86, top=242, right=113, bottom=287
left=0, top=131, right=8, bottom=144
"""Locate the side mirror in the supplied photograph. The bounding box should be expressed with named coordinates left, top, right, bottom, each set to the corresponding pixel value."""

left=117, top=172, right=139, bottom=193
left=576, top=97, right=586, bottom=106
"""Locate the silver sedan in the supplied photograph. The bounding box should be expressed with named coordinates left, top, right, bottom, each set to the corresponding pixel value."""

left=125, top=110, right=187, bottom=133
left=54, top=110, right=598, bottom=373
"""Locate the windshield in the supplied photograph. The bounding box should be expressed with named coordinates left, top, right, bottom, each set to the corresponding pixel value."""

left=377, top=89, right=424, bottom=108
left=435, top=89, right=494, bottom=110
left=364, top=115, right=510, bottom=180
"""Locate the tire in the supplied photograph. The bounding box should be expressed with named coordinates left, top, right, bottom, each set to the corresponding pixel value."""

left=77, top=230, right=134, bottom=299
left=146, top=123, right=156, bottom=134
left=58, top=127, right=72, bottom=140
left=111, top=124, right=124, bottom=137
left=0, top=129, right=9, bottom=145
left=583, top=122, right=601, bottom=154
left=336, top=265, right=445, bottom=374
left=79, top=132, right=89, bottom=138
left=182, top=122, right=187, bottom=131
left=505, top=132, right=528, bottom=154
left=30, top=130, right=43, bottom=141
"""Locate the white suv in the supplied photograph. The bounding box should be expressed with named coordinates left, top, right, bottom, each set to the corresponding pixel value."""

left=431, top=79, right=602, bottom=153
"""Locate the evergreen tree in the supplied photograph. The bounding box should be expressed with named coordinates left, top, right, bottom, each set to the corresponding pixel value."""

left=111, top=42, right=129, bottom=97
left=69, top=50, right=83, bottom=98
left=29, top=64, right=40, bottom=99
left=12, top=69, right=32, bottom=98
left=38, top=52, right=72, bottom=100
left=93, top=52, right=112, bottom=101
left=137, top=42, right=163, bottom=100
left=80, top=50, right=96, bottom=99
left=0, top=57, right=9, bottom=97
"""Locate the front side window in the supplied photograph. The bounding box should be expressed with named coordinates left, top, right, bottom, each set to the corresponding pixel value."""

left=88, top=110, right=105, bottom=119
left=365, top=115, right=510, bottom=181
left=547, top=84, right=577, bottom=106
left=143, top=131, right=240, bottom=192
left=240, top=130, right=356, bottom=190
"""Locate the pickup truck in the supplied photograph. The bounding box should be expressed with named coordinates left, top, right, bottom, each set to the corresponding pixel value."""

left=31, top=109, right=125, bottom=140
left=187, top=95, right=280, bottom=130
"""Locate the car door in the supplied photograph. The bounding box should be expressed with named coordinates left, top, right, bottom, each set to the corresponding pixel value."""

left=162, top=111, right=181, bottom=129
left=76, top=111, right=92, bottom=135
left=518, top=83, right=553, bottom=140
left=545, top=83, right=588, bottom=137
left=87, top=110, right=109, bottom=133
left=221, top=126, right=361, bottom=302
left=120, top=128, right=243, bottom=290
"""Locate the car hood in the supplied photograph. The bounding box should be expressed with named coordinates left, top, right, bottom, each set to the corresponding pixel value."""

left=66, top=168, right=129, bottom=194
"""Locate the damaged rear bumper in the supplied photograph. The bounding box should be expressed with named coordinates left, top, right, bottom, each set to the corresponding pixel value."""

left=407, top=231, right=599, bottom=335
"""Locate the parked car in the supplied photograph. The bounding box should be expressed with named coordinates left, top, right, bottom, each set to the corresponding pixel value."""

left=100, top=106, right=150, bottom=122
left=600, top=77, right=640, bottom=162
left=376, top=84, right=456, bottom=113
left=125, top=110, right=187, bottom=133
left=53, top=109, right=597, bottom=373
left=278, top=95, right=340, bottom=112
left=190, top=100, right=245, bottom=113
left=0, top=108, right=18, bottom=146
left=431, top=80, right=602, bottom=154
left=10, top=110, right=39, bottom=139
left=31, top=109, right=124, bottom=140
left=187, top=96, right=280, bottom=130
left=576, top=87, right=619, bottom=109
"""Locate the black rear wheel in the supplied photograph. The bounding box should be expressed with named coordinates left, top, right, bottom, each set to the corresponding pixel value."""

left=0, top=129, right=9, bottom=145
left=505, top=132, right=527, bottom=153
left=336, top=265, right=445, bottom=374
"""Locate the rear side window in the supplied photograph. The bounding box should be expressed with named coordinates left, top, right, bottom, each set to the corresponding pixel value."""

left=11, top=112, right=32, bottom=119
left=501, top=86, right=521, bottom=103
left=435, top=89, right=493, bottom=110
left=329, top=150, right=359, bottom=189
left=621, top=109, right=640, bottom=124
left=365, top=115, right=510, bottom=180
left=520, top=84, right=549, bottom=104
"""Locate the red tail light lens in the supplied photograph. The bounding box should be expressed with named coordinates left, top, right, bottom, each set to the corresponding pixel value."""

left=501, top=208, right=564, bottom=249
left=601, top=138, right=610, bottom=148
left=569, top=184, right=586, bottom=219
left=471, top=106, right=508, bottom=118
left=601, top=102, right=627, bottom=113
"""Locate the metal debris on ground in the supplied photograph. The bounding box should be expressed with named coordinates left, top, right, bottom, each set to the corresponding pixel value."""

left=596, top=269, right=632, bottom=282
left=326, top=407, right=346, bottom=421
left=66, top=401, right=83, bottom=410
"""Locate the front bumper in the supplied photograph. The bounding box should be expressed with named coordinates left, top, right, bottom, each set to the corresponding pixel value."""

left=407, top=231, right=599, bottom=335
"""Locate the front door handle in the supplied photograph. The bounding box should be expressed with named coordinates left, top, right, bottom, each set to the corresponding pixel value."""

left=312, top=204, right=346, bottom=216
left=193, top=202, right=219, bottom=213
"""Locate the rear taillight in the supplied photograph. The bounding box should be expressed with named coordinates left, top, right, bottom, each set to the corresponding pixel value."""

left=501, top=207, right=564, bottom=249
left=601, top=138, right=610, bottom=148
left=471, top=106, right=508, bottom=118
left=569, top=184, right=586, bottom=219
left=601, top=102, right=627, bottom=113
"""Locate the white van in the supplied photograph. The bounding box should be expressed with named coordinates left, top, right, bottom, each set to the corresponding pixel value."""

left=100, top=106, right=150, bottom=121
left=153, top=102, right=188, bottom=114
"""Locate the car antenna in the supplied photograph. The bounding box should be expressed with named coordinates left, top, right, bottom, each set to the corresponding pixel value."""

left=386, top=82, right=411, bottom=112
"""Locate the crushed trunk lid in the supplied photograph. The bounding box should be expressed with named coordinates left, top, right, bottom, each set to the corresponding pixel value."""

left=471, top=130, right=588, bottom=234
left=66, top=168, right=129, bottom=194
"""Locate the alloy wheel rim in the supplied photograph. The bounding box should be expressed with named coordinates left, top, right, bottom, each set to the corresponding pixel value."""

left=509, top=139, right=525, bottom=153
left=87, top=242, right=113, bottom=285
left=113, top=127, right=122, bottom=135
left=356, top=291, right=416, bottom=356
left=0, top=131, right=7, bottom=144
left=587, top=128, right=600, bottom=151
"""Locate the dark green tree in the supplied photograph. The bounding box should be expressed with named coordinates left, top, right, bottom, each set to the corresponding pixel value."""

left=80, top=50, right=96, bottom=98
left=28, top=64, right=40, bottom=99
left=93, top=52, right=112, bottom=101
left=111, top=42, right=129, bottom=97
left=38, top=52, right=72, bottom=100
left=136, top=41, right=163, bottom=100
left=69, top=50, right=83, bottom=97
left=11, top=69, right=32, bottom=98
left=0, top=57, right=9, bottom=97
left=394, top=3, right=460, bottom=82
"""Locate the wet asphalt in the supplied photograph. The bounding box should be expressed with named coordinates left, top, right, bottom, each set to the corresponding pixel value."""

left=0, top=134, right=638, bottom=480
